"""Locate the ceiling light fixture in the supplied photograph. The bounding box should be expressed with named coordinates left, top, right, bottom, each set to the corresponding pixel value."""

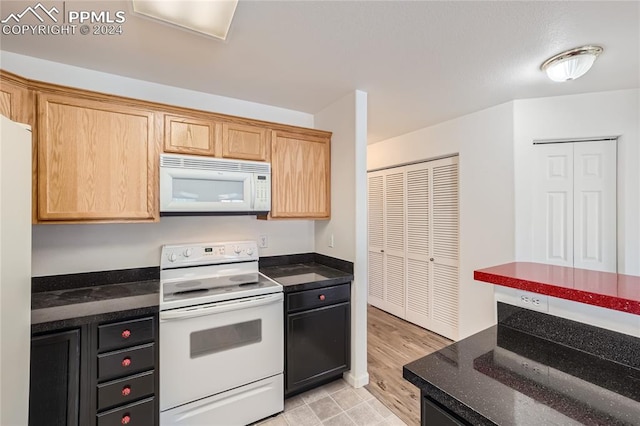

left=540, top=45, right=603, bottom=82
left=132, top=0, right=238, bottom=41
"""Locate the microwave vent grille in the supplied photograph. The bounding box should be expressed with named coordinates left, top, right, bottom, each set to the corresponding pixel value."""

left=161, top=155, right=270, bottom=174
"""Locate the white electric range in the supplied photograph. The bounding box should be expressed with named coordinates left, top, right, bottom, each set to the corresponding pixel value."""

left=159, top=241, right=283, bottom=425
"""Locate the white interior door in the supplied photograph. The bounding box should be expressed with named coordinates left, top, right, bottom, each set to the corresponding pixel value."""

left=404, top=163, right=431, bottom=328
left=533, top=143, right=574, bottom=267
left=573, top=141, right=617, bottom=272
left=367, top=156, right=459, bottom=339
left=367, top=172, right=385, bottom=308
left=429, top=157, right=459, bottom=338
left=383, top=171, right=406, bottom=318
left=532, top=140, right=616, bottom=272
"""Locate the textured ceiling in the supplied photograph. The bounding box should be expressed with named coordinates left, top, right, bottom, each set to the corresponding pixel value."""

left=1, top=1, right=638, bottom=143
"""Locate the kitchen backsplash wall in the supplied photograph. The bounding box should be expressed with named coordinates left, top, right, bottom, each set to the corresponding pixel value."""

left=32, top=216, right=315, bottom=276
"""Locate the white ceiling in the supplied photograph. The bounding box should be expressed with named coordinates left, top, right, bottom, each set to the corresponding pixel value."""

left=1, top=1, right=638, bottom=143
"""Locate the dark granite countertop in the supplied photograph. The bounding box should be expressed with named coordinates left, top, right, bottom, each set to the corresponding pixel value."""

left=31, top=269, right=159, bottom=334
left=404, top=323, right=640, bottom=426
left=260, top=262, right=353, bottom=293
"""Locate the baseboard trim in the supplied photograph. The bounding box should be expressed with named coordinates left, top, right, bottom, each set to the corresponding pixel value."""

left=343, top=371, right=369, bottom=388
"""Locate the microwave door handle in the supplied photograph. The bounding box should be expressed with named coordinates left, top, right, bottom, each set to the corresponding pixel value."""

left=160, top=293, right=283, bottom=321
left=250, top=175, right=256, bottom=210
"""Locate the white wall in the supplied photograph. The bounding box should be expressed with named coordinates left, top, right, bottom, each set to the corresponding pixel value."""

left=314, top=93, right=356, bottom=262
left=368, top=102, right=515, bottom=340
left=0, top=51, right=318, bottom=276
left=314, top=91, right=369, bottom=387
left=514, top=89, right=640, bottom=276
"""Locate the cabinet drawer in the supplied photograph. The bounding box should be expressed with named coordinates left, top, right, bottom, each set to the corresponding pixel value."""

left=97, top=371, right=155, bottom=412
left=98, top=317, right=154, bottom=353
left=287, top=283, right=350, bottom=313
left=98, top=344, right=155, bottom=382
left=96, top=397, right=154, bottom=426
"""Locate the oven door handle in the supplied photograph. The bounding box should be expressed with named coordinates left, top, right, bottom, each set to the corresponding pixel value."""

left=160, top=292, right=283, bottom=321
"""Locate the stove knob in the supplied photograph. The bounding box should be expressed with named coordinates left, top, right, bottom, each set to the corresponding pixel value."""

left=183, top=248, right=193, bottom=258
left=246, top=248, right=254, bottom=256
left=168, top=253, right=177, bottom=262
left=234, top=246, right=242, bottom=254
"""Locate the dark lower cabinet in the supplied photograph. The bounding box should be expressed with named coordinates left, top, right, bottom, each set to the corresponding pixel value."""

left=285, top=283, right=351, bottom=396
left=29, top=314, right=159, bottom=426
left=422, top=395, right=470, bottom=426
left=29, top=329, right=81, bottom=426
left=93, top=316, right=158, bottom=426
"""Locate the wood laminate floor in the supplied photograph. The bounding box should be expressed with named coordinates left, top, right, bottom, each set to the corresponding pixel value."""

left=366, top=305, right=452, bottom=426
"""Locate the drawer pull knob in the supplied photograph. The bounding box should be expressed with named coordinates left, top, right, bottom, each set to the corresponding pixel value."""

left=121, top=357, right=132, bottom=367
left=121, top=414, right=131, bottom=425
left=319, top=294, right=326, bottom=301
left=121, top=386, right=131, bottom=396
left=121, top=329, right=131, bottom=339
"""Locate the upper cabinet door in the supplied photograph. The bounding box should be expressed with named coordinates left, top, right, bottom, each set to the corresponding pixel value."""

left=270, top=130, right=330, bottom=219
left=222, top=122, right=268, bottom=161
left=163, top=114, right=217, bottom=156
left=37, top=92, right=158, bottom=222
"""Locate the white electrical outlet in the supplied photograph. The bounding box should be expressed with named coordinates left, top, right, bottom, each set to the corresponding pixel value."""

left=329, top=234, right=334, bottom=248
left=258, top=235, right=268, bottom=248
left=495, top=287, right=549, bottom=312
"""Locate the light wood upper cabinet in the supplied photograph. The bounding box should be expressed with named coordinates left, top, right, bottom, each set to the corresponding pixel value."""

left=222, top=122, right=268, bottom=161
left=270, top=130, right=330, bottom=219
left=163, top=114, right=217, bottom=156
left=0, top=73, right=33, bottom=125
left=1, top=69, right=335, bottom=223
left=37, top=92, right=158, bottom=222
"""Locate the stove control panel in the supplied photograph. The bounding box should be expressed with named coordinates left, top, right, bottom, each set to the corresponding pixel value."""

left=161, top=241, right=258, bottom=268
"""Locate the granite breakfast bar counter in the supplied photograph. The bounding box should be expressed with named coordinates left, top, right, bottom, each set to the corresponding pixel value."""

left=404, top=262, right=640, bottom=425
left=403, top=303, right=640, bottom=426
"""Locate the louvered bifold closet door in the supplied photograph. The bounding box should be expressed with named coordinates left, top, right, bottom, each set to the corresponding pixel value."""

left=383, top=171, right=406, bottom=318
left=367, top=172, right=385, bottom=308
left=430, top=157, right=459, bottom=339
left=404, top=164, right=431, bottom=329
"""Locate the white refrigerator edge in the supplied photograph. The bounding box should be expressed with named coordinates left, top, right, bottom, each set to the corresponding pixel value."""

left=0, top=114, right=32, bottom=426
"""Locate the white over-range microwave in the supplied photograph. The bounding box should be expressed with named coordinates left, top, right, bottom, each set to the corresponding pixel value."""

left=159, top=154, right=271, bottom=215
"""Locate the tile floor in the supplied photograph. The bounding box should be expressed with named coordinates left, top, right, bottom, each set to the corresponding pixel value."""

left=255, top=379, right=407, bottom=426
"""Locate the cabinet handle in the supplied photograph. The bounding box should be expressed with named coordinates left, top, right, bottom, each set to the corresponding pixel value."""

left=121, top=414, right=131, bottom=425
left=121, top=329, right=131, bottom=339
left=430, top=258, right=434, bottom=261
left=121, top=357, right=132, bottom=367
left=121, top=386, right=131, bottom=396
left=319, top=294, right=326, bottom=301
